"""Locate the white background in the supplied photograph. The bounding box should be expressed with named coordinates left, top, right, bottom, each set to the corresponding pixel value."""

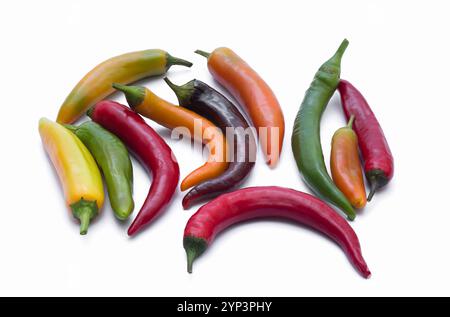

left=0, top=0, right=448, bottom=296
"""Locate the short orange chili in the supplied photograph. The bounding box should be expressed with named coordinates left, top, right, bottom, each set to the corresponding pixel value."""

left=195, top=48, right=284, bottom=167
left=113, top=83, right=229, bottom=191
left=330, top=115, right=367, bottom=209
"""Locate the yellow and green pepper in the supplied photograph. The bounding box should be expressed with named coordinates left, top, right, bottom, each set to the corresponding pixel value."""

left=39, top=118, right=104, bottom=234
left=56, top=49, right=192, bottom=123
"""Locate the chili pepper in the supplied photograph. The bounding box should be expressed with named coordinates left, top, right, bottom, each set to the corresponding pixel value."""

left=291, top=39, right=355, bottom=220
left=330, top=116, right=367, bottom=208
left=164, top=78, right=256, bottom=209
left=87, top=100, right=179, bottom=236
left=57, top=49, right=192, bottom=124
left=65, top=121, right=134, bottom=220
left=338, top=80, right=394, bottom=201
left=195, top=48, right=284, bottom=167
left=39, top=118, right=104, bottom=235
left=183, top=186, right=371, bottom=278
left=112, top=83, right=228, bottom=191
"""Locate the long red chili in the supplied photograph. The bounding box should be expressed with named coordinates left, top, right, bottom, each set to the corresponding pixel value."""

left=338, top=80, right=394, bottom=201
left=184, top=186, right=371, bottom=278
left=88, top=100, right=179, bottom=236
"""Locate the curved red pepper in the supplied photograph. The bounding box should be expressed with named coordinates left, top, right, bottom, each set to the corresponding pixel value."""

left=88, top=100, right=179, bottom=236
left=184, top=186, right=371, bottom=278
left=338, top=80, right=394, bottom=200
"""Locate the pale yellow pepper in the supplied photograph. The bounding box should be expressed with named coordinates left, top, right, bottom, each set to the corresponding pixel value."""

left=39, top=118, right=104, bottom=234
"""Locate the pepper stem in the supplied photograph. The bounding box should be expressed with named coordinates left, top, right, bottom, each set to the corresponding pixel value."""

left=347, top=115, right=355, bottom=129
left=164, top=77, right=194, bottom=106
left=336, top=38, right=349, bottom=57
left=79, top=211, right=91, bottom=235
left=86, top=105, right=96, bottom=118
left=186, top=249, right=197, bottom=273
left=166, top=53, right=193, bottom=68
left=367, top=178, right=378, bottom=201
left=330, top=38, right=349, bottom=65
left=194, top=50, right=211, bottom=58
left=183, top=236, right=208, bottom=274
left=70, top=199, right=98, bottom=235
left=63, top=124, right=78, bottom=133
left=163, top=77, right=178, bottom=92
left=112, top=83, right=145, bottom=109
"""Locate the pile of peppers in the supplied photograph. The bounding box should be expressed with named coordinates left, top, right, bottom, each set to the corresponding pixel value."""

left=39, top=40, right=393, bottom=279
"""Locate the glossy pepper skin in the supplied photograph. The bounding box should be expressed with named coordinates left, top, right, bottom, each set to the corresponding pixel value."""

left=338, top=80, right=394, bottom=201
left=39, top=118, right=104, bottom=234
left=56, top=49, right=192, bottom=124
left=65, top=121, right=134, bottom=220
left=291, top=39, right=355, bottom=220
left=195, top=48, right=284, bottom=167
left=164, top=78, right=256, bottom=209
left=88, top=101, right=179, bottom=236
left=331, top=116, right=367, bottom=209
left=184, top=186, right=371, bottom=278
left=112, top=83, right=228, bottom=191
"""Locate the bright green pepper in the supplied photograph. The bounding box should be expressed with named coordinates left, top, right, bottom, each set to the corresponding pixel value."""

left=65, top=121, right=134, bottom=220
left=291, top=39, right=355, bottom=220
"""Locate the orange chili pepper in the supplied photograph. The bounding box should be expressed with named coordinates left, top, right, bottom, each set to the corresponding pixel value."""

left=195, top=48, right=284, bottom=167
left=113, top=83, right=229, bottom=191
left=330, top=115, right=367, bottom=209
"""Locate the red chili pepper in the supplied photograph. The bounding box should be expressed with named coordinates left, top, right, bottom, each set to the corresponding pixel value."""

left=184, top=186, right=371, bottom=278
left=88, top=100, right=179, bottom=236
left=338, top=80, right=394, bottom=201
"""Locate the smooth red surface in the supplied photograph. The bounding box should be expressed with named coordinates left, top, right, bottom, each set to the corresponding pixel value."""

left=184, top=186, right=371, bottom=278
left=90, top=100, right=179, bottom=236
left=338, top=80, right=394, bottom=180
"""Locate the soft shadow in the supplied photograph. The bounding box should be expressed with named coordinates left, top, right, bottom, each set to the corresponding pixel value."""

left=195, top=216, right=361, bottom=276
left=126, top=189, right=182, bottom=241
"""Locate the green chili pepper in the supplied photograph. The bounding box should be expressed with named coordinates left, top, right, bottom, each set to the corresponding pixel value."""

left=65, top=121, right=134, bottom=220
left=291, top=39, right=355, bottom=220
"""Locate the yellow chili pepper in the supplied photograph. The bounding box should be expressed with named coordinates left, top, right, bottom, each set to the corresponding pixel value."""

left=56, top=49, right=192, bottom=123
left=39, top=118, right=104, bottom=234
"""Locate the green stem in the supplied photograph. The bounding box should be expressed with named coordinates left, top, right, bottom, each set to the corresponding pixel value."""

left=347, top=115, right=355, bottom=129
left=112, top=83, right=145, bottom=108
left=63, top=124, right=78, bottom=133
left=367, top=178, right=378, bottom=201
left=186, top=249, right=196, bottom=273
left=70, top=199, right=98, bottom=235
left=336, top=38, right=349, bottom=56
left=163, top=77, right=178, bottom=92
left=164, top=77, right=194, bottom=106
left=330, top=38, right=349, bottom=65
left=194, top=50, right=211, bottom=58
left=183, top=236, right=208, bottom=274
left=79, top=211, right=91, bottom=235
left=112, top=83, right=128, bottom=91
left=166, top=53, right=193, bottom=68
left=86, top=105, right=96, bottom=118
